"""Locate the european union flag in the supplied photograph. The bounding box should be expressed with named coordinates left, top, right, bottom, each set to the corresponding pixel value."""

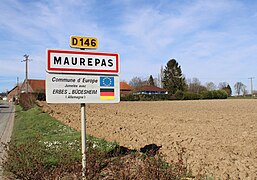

left=100, top=77, right=114, bottom=87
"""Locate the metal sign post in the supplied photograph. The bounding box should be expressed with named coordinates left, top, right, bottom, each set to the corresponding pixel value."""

left=81, top=103, right=86, bottom=178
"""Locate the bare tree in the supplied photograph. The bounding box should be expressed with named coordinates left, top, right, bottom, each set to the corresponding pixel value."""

left=154, top=77, right=158, bottom=87
left=218, top=82, right=228, bottom=90
left=205, top=82, right=216, bottom=91
left=242, top=84, right=247, bottom=96
left=158, top=65, right=164, bottom=88
left=129, top=76, right=147, bottom=89
left=234, top=82, right=245, bottom=96
left=187, top=78, right=206, bottom=94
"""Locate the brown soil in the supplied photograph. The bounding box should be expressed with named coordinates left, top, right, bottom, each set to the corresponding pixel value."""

left=38, top=99, right=257, bottom=179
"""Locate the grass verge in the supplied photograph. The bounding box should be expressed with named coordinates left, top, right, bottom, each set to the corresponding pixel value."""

left=3, top=105, right=196, bottom=179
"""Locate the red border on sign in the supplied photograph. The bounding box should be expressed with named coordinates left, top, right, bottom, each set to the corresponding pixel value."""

left=47, top=49, right=119, bottom=73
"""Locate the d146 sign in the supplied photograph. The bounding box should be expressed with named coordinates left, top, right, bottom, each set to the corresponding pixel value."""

left=70, top=36, right=98, bottom=49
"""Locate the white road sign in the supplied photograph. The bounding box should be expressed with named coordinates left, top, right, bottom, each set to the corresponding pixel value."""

left=46, top=49, right=119, bottom=74
left=46, top=73, right=120, bottom=103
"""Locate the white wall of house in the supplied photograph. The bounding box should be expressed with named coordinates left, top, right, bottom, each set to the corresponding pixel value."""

left=137, top=91, right=168, bottom=95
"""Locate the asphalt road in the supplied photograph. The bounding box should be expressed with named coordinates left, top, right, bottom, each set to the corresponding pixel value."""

left=0, top=101, right=15, bottom=178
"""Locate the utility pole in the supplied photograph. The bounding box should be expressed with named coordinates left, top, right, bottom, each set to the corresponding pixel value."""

left=248, top=77, right=255, bottom=96
left=17, top=76, right=19, bottom=96
left=21, top=54, right=32, bottom=94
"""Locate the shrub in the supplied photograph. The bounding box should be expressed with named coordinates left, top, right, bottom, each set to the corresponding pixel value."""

left=98, top=141, right=194, bottom=179
left=183, top=92, right=201, bottom=100
left=216, top=90, right=228, bottom=99
left=35, top=92, right=46, bottom=101
left=139, top=94, right=169, bottom=101
left=121, top=94, right=170, bottom=101
left=3, top=138, right=196, bottom=179
left=139, top=94, right=153, bottom=101
left=2, top=139, right=82, bottom=179
left=201, top=91, right=213, bottom=99
left=19, top=93, right=36, bottom=110
left=201, top=90, right=228, bottom=99
left=120, top=94, right=140, bottom=101
left=212, top=90, right=219, bottom=99
left=175, top=90, right=184, bottom=100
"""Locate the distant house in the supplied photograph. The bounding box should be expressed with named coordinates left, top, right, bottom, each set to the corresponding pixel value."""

left=0, top=92, right=7, bottom=100
left=7, top=85, right=21, bottom=102
left=136, top=85, right=168, bottom=95
left=120, top=82, right=132, bottom=96
left=21, top=79, right=45, bottom=93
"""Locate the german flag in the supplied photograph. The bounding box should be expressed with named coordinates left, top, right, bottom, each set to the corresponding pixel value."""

left=100, top=88, right=114, bottom=100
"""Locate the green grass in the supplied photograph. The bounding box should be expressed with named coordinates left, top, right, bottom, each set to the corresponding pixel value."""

left=3, top=105, right=118, bottom=179
left=12, top=106, right=79, bottom=142
left=12, top=105, right=117, bottom=151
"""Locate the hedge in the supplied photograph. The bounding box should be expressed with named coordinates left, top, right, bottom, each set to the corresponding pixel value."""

left=201, top=90, right=228, bottom=99
left=121, top=94, right=170, bottom=101
left=183, top=92, right=201, bottom=100
left=120, top=90, right=228, bottom=101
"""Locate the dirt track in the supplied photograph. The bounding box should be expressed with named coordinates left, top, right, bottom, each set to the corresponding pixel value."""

left=38, top=99, right=257, bottom=179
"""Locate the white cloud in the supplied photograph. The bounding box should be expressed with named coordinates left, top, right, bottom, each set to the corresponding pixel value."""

left=0, top=0, right=257, bottom=91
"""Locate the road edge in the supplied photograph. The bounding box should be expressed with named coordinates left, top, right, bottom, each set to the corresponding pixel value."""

left=0, top=103, right=15, bottom=179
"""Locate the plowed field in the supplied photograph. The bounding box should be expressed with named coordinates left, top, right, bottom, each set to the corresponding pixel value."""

left=38, top=99, right=257, bottom=179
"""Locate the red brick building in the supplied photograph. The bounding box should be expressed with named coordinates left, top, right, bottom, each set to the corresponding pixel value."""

left=7, top=85, right=21, bottom=102
left=20, top=79, right=45, bottom=93
left=120, top=82, right=132, bottom=96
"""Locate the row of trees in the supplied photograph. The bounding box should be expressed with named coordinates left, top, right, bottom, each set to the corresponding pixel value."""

left=129, top=59, right=248, bottom=96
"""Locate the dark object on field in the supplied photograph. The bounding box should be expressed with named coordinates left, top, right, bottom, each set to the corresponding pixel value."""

left=108, top=144, right=162, bottom=157
left=107, top=146, right=137, bottom=157
left=140, top=144, right=162, bottom=156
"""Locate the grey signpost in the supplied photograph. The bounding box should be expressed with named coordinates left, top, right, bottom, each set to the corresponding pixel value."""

left=81, top=103, right=86, bottom=177
left=46, top=40, right=120, bottom=179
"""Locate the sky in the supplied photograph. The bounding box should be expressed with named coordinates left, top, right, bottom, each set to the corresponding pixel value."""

left=0, top=0, right=257, bottom=94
